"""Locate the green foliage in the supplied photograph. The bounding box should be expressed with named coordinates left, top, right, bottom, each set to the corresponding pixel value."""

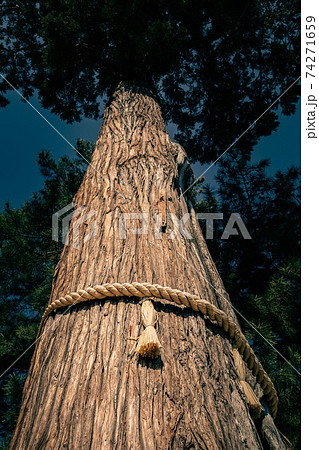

left=247, top=261, right=301, bottom=448
left=1, top=373, right=26, bottom=433
left=0, top=0, right=300, bottom=161
left=195, top=158, right=300, bottom=448
left=0, top=140, right=93, bottom=446
left=214, top=156, right=300, bottom=299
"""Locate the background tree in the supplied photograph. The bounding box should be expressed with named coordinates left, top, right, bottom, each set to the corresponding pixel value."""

left=196, top=156, right=301, bottom=447
left=0, top=0, right=300, bottom=161
left=0, top=141, right=94, bottom=447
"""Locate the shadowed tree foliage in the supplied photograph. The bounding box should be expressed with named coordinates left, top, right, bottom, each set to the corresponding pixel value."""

left=195, top=157, right=300, bottom=448
left=0, top=0, right=300, bottom=162
left=0, top=141, right=94, bottom=447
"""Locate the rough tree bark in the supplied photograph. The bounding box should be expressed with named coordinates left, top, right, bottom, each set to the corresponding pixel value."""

left=11, top=85, right=284, bottom=449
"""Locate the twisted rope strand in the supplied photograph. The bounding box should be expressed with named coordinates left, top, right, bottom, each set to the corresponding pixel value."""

left=38, top=282, right=278, bottom=418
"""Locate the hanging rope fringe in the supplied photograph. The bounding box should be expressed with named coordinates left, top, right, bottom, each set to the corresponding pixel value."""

left=37, top=282, right=278, bottom=418
left=135, top=300, right=162, bottom=358
left=233, top=349, right=262, bottom=419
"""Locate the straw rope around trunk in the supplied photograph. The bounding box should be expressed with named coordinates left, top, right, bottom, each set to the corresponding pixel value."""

left=37, top=282, right=278, bottom=418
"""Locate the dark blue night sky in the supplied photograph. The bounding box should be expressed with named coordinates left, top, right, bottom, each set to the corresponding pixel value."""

left=0, top=91, right=300, bottom=208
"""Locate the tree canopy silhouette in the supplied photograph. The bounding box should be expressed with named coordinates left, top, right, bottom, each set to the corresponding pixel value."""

left=1, top=0, right=300, bottom=162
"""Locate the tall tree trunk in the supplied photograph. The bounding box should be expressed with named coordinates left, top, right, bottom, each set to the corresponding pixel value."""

left=11, top=85, right=284, bottom=449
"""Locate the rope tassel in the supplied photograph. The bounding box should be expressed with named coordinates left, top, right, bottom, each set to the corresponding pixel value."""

left=233, top=349, right=262, bottom=419
left=135, top=300, right=162, bottom=358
